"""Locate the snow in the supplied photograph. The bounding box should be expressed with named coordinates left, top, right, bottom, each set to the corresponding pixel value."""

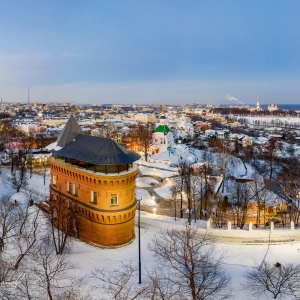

left=10, top=192, right=28, bottom=205
left=136, top=177, right=159, bottom=187
left=154, top=184, right=172, bottom=199
left=138, top=165, right=176, bottom=178
left=67, top=211, right=300, bottom=300
left=1, top=148, right=300, bottom=300
left=135, top=189, right=157, bottom=206
left=45, top=141, right=62, bottom=151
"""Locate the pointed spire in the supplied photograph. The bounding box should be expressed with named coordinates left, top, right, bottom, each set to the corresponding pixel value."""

left=56, top=115, right=83, bottom=147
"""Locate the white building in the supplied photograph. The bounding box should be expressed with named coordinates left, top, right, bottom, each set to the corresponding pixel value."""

left=152, top=125, right=175, bottom=154
left=205, top=129, right=216, bottom=138
left=268, top=103, right=278, bottom=112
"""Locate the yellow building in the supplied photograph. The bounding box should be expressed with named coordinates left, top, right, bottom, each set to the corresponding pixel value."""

left=49, top=115, right=140, bottom=247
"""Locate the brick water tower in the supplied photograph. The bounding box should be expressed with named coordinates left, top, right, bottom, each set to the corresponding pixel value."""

left=49, top=115, right=140, bottom=247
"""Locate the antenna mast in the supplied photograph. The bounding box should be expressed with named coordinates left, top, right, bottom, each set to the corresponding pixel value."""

left=28, top=87, right=30, bottom=104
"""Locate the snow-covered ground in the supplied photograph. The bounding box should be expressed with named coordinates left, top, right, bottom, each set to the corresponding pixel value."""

left=68, top=211, right=300, bottom=300
left=136, top=177, right=159, bottom=188
left=1, top=151, right=300, bottom=299
left=138, top=165, right=177, bottom=178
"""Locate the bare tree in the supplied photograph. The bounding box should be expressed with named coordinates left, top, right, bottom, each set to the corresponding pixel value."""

left=91, top=261, right=180, bottom=300
left=258, top=137, right=280, bottom=180
left=16, top=234, right=88, bottom=300
left=0, top=120, right=21, bottom=149
left=49, top=194, right=77, bottom=255
left=0, top=195, right=41, bottom=269
left=177, top=161, right=193, bottom=224
left=170, top=180, right=181, bottom=221
left=149, top=225, right=231, bottom=300
left=128, top=123, right=154, bottom=162
left=209, top=139, right=236, bottom=192
left=243, top=262, right=300, bottom=299
left=0, top=196, right=41, bottom=299
left=228, top=181, right=252, bottom=229
left=145, top=268, right=182, bottom=300
left=0, top=256, right=20, bottom=300
left=93, top=123, right=119, bottom=140
left=91, top=261, right=151, bottom=300
left=11, top=150, right=28, bottom=193
left=0, top=195, right=21, bottom=252
left=277, top=167, right=300, bottom=226
left=197, top=163, right=217, bottom=220
left=12, top=205, right=40, bottom=270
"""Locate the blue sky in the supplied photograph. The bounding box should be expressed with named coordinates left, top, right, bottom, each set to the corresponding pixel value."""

left=1, top=1, right=300, bottom=105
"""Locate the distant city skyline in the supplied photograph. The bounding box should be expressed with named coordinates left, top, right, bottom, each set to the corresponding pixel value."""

left=1, top=1, right=300, bottom=105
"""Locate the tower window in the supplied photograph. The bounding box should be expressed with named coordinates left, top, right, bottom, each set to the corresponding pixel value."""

left=110, top=194, right=118, bottom=206
left=67, top=182, right=72, bottom=192
left=91, top=191, right=97, bottom=204
left=73, top=184, right=78, bottom=196
left=53, top=208, right=58, bottom=219
left=52, top=175, right=57, bottom=185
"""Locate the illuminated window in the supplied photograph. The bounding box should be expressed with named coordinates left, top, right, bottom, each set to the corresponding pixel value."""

left=67, top=182, right=72, bottom=192
left=52, top=175, right=57, bottom=185
left=110, top=194, right=118, bottom=206
left=73, top=184, right=78, bottom=196
left=91, top=191, right=97, bottom=204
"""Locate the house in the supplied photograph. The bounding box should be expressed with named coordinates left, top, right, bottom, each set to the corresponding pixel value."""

left=240, top=136, right=253, bottom=147
left=216, top=130, right=225, bottom=139
left=205, top=129, right=216, bottom=138
left=49, top=115, right=140, bottom=247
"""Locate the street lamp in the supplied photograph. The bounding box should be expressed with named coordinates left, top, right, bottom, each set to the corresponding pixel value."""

left=181, top=191, right=184, bottom=218
left=136, top=196, right=142, bottom=284
left=174, top=194, right=177, bottom=221
left=151, top=195, right=155, bottom=205
left=194, top=193, right=197, bottom=222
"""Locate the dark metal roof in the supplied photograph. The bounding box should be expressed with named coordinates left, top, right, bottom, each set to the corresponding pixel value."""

left=56, top=114, right=83, bottom=147
left=54, top=134, right=140, bottom=165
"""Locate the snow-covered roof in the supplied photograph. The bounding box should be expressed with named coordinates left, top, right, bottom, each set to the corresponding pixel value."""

left=46, top=141, right=62, bottom=151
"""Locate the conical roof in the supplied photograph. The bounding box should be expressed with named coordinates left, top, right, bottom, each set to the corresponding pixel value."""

left=56, top=115, right=83, bottom=147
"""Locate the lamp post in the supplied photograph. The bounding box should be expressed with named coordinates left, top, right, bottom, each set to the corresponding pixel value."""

left=175, top=194, right=177, bottom=221
left=136, top=197, right=142, bottom=284
left=11, top=150, right=14, bottom=173
left=43, top=161, right=46, bottom=185
left=194, top=193, right=197, bottom=222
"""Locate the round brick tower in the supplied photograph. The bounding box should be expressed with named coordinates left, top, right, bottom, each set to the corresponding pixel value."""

left=49, top=115, right=140, bottom=247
